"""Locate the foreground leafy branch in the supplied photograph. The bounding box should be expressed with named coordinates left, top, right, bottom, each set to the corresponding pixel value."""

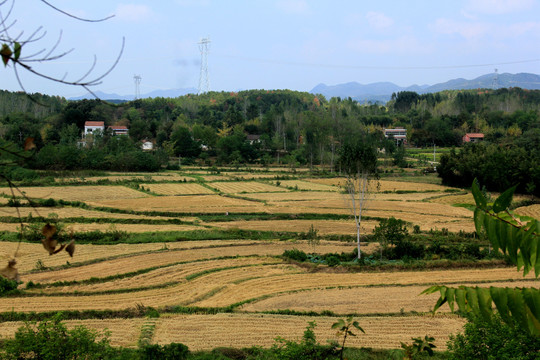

left=423, top=179, right=540, bottom=336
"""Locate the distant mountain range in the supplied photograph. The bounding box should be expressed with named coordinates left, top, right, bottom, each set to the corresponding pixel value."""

left=310, top=72, right=540, bottom=103
left=69, top=72, right=540, bottom=103
left=69, top=87, right=198, bottom=101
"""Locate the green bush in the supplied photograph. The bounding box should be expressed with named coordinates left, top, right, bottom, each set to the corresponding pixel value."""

left=325, top=255, right=341, bottom=267
left=0, top=276, right=18, bottom=296
left=383, top=240, right=425, bottom=260
left=211, top=347, right=247, bottom=359
left=447, top=315, right=540, bottom=360
left=271, top=322, right=338, bottom=360
left=0, top=313, right=115, bottom=360
left=139, top=342, right=189, bottom=360
left=282, top=249, right=308, bottom=262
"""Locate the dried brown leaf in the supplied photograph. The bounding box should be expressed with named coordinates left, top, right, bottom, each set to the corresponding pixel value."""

left=41, top=223, right=56, bottom=239
left=0, top=259, right=19, bottom=281
left=65, top=240, right=75, bottom=257
left=52, top=244, right=66, bottom=255
left=41, top=237, right=58, bottom=255
left=23, top=137, right=36, bottom=151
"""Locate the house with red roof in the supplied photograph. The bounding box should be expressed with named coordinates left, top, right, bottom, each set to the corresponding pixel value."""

left=108, top=125, right=128, bottom=136
left=84, top=121, right=104, bottom=136
left=462, top=133, right=484, bottom=143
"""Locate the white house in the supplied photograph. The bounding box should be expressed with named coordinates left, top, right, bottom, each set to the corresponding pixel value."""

left=384, top=128, right=407, bottom=144
left=141, top=139, right=154, bottom=151
left=84, top=121, right=105, bottom=136
left=246, top=134, right=261, bottom=145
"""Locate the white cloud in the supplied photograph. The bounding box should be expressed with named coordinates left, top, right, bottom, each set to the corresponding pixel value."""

left=275, top=0, right=309, bottom=15
left=114, top=4, right=154, bottom=22
left=432, top=18, right=490, bottom=40
left=365, top=11, right=394, bottom=30
left=465, top=0, right=534, bottom=14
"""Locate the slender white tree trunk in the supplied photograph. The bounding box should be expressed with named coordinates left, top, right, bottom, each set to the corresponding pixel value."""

left=346, top=170, right=369, bottom=260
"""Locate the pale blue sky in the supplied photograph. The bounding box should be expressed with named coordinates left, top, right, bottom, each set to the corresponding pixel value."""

left=1, top=0, right=539, bottom=98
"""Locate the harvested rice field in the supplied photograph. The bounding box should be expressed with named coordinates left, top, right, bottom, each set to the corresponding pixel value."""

left=0, top=185, right=148, bottom=202
left=149, top=313, right=467, bottom=351
left=0, top=169, right=537, bottom=354
left=209, top=219, right=379, bottom=235
left=87, top=194, right=266, bottom=213
left=272, top=180, right=340, bottom=191
left=139, top=183, right=215, bottom=195
left=207, top=181, right=286, bottom=193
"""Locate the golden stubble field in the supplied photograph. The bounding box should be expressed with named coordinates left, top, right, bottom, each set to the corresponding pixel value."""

left=0, top=170, right=538, bottom=351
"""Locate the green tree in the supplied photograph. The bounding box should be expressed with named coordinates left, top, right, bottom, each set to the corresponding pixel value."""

left=170, top=126, right=201, bottom=159
left=373, top=217, right=408, bottom=259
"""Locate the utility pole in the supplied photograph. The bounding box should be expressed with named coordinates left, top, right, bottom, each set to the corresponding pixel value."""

left=133, top=74, right=142, bottom=100
left=433, top=143, right=436, bottom=171
left=492, top=68, right=499, bottom=89
left=198, top=37, right=210, bottom=95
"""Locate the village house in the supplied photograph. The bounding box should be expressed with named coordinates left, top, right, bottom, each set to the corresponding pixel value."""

left=246, top=134, right=261, bottom=145
left=84, top=121, right=104, bottom=136
left=108, top=125, right=129, bottom=136
left=384, top=128, right=407, bottom=144
left=462, top=133, right=484, bottom=143
left=141, top=139, right=154, bottom=151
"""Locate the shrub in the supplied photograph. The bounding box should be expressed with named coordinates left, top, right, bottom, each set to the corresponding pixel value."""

left=0, top=276, right=18, bottom=296
left=139, top=342, right=189, bottom=360
left=271, top=322, right=338, bottom=360
left=325, top=256, right=341, bottom=267
left=384, top=240, right=425, bottom=260
left=282, top=249, right=308, bottom=262
left=447, top=315, right=540, bottom=360
left=0, top=313, right=115, bottom=360
left=211, top=347, right=247, bottom=359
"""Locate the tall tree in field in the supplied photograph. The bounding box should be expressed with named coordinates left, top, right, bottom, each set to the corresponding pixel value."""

left=337, top=137, right=378, bottom=259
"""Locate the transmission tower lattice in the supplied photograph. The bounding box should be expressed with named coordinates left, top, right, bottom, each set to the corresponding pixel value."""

left=134, top=75, right=142, bottom=99
left=492, top=68, right=499, bottom=89
left=198, top=37, right=211, bottom=94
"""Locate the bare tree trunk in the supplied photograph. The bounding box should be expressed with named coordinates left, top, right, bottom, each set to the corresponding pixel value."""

left=346, top=170, right=369, bottom=260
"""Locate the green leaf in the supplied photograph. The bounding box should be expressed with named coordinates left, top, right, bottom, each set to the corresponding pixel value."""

left=445, top=287, right=456, bottom=312
left=455, top=288, right=467, bottom=312
left=491, top=287, right=511, bottom=325
left=0, top=44, right=12, bottom=66
left=492, top=185, right=516, bottom=213
left=471, top=178, right=487, bottom=209
left=331, top=319, right=345, bottom=330
left=13, top=42, right=21, bottom=61
left=420, top=285, right=441, bottom=295
left=477, top=287, right=493, bottom=321
left=466, top=286, right=480, bottom=314
left=522, top=288, right=540, bottom=333
left=507, top=289, right=529, bottom=331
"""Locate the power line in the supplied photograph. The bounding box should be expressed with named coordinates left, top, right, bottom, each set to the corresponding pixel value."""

left=214, top=54, right=540, bottom=71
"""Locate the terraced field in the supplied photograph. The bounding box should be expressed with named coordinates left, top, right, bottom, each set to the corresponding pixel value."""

left=0, top=169, right=537, bottom=352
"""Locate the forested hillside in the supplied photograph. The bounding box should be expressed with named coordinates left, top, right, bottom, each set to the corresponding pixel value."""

left=0, top=87, right=538, bottom=193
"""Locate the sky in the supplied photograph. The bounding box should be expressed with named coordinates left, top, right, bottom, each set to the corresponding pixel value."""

left=0, top=0, right=539, bottom=98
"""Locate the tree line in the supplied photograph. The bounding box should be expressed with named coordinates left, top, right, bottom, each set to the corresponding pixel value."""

left=0, top=87, right=538, bottom=191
